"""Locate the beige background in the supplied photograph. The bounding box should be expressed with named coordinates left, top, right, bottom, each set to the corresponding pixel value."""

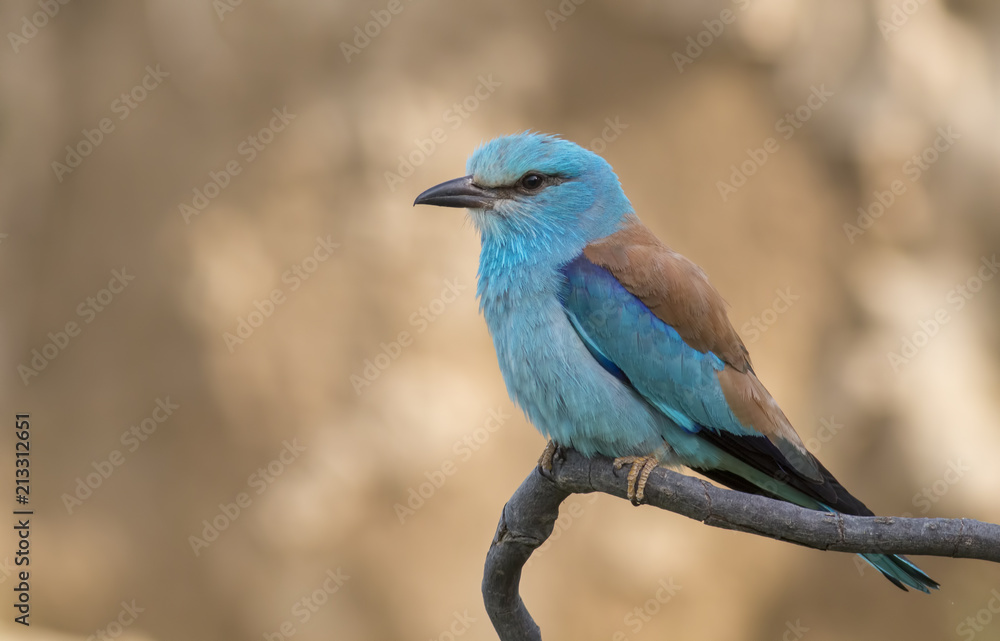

left=2, top=0, right=999, bottom=639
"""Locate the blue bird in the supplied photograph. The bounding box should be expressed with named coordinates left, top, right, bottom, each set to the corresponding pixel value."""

left=414, top=132, right=938, bottom=593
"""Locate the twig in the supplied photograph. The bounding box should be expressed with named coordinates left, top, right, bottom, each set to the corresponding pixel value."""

left=482, top=448, right=1000, bottom=641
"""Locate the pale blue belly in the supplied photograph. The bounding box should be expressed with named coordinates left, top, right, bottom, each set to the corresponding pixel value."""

left=484, top=294, right=667, bottom=458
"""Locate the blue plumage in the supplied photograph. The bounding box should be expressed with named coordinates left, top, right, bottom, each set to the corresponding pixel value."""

left=562, top=254, right=737, bottom=435
left=414, top=132, right=938, bottom=594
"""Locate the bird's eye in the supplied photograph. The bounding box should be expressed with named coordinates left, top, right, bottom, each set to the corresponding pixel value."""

left=520, top=173, right=544, bottom=190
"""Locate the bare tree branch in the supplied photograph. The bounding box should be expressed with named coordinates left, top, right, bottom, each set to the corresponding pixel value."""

left=482, top=448, right=1000, bottom=641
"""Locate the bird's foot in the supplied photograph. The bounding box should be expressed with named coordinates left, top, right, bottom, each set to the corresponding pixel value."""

left=538, top=440, right=562, bottom=478
left=613, top=455, right=660, bottom=505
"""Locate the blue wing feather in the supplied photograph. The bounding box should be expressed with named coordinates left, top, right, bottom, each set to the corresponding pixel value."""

left=565, top=311, right=631, bottom=384
left=559, top=250, right=940, bottom=594
left=560, top=254, right=754, bottom=437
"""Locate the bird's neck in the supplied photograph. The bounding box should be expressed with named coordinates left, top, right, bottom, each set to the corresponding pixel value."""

left=474, top=205, right=634, bottom=322
left=475, top=233, right=575, bottom=321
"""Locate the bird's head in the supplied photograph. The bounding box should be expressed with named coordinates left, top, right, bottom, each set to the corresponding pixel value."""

left=414, top=132, right=633, bottom=263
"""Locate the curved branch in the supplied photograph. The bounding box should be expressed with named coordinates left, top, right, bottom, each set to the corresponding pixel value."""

left=482, top=448, right=1000, bottom=641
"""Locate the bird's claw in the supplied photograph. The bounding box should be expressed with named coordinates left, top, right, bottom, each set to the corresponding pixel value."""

left=613, top=455, right=659, bottom=505
left=538, top=440, right=561, bottom=478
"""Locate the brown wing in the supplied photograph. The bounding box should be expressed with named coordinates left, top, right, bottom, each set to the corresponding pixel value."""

left=584, top=215, right=821, bottom=480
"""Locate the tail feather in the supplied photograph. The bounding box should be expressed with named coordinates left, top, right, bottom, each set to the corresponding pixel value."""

left=690, top=436, right=940, bottom=594
left=861, top=553, right=940, bottom=593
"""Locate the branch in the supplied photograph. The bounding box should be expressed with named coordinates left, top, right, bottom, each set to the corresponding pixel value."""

left=482, top=448, right=1000, bottom=641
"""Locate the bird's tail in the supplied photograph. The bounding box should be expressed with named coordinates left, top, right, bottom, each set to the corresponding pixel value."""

left=691, top=448, right=940, bottom=593
left=858, top=553, right=939, bottom=594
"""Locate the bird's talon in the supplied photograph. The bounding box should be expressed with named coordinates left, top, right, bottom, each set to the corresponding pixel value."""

left=538, top=440, right=559, bottom=476
left=635, top=457, right=657, bottom=503
left=613, top=455, right=660, bottom=505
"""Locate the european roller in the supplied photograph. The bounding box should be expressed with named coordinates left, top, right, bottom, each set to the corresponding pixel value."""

left=414, top=132, right=938, bottom=593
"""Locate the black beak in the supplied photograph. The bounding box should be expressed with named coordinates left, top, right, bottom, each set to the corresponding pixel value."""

left=413, top=175, right=497, bottom=210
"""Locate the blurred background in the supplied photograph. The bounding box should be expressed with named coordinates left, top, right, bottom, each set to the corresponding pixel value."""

left=1, top=0, right=999, bottom=639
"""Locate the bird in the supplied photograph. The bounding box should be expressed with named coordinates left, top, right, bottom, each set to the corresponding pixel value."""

left=413, top=131, right=938, bottom=593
